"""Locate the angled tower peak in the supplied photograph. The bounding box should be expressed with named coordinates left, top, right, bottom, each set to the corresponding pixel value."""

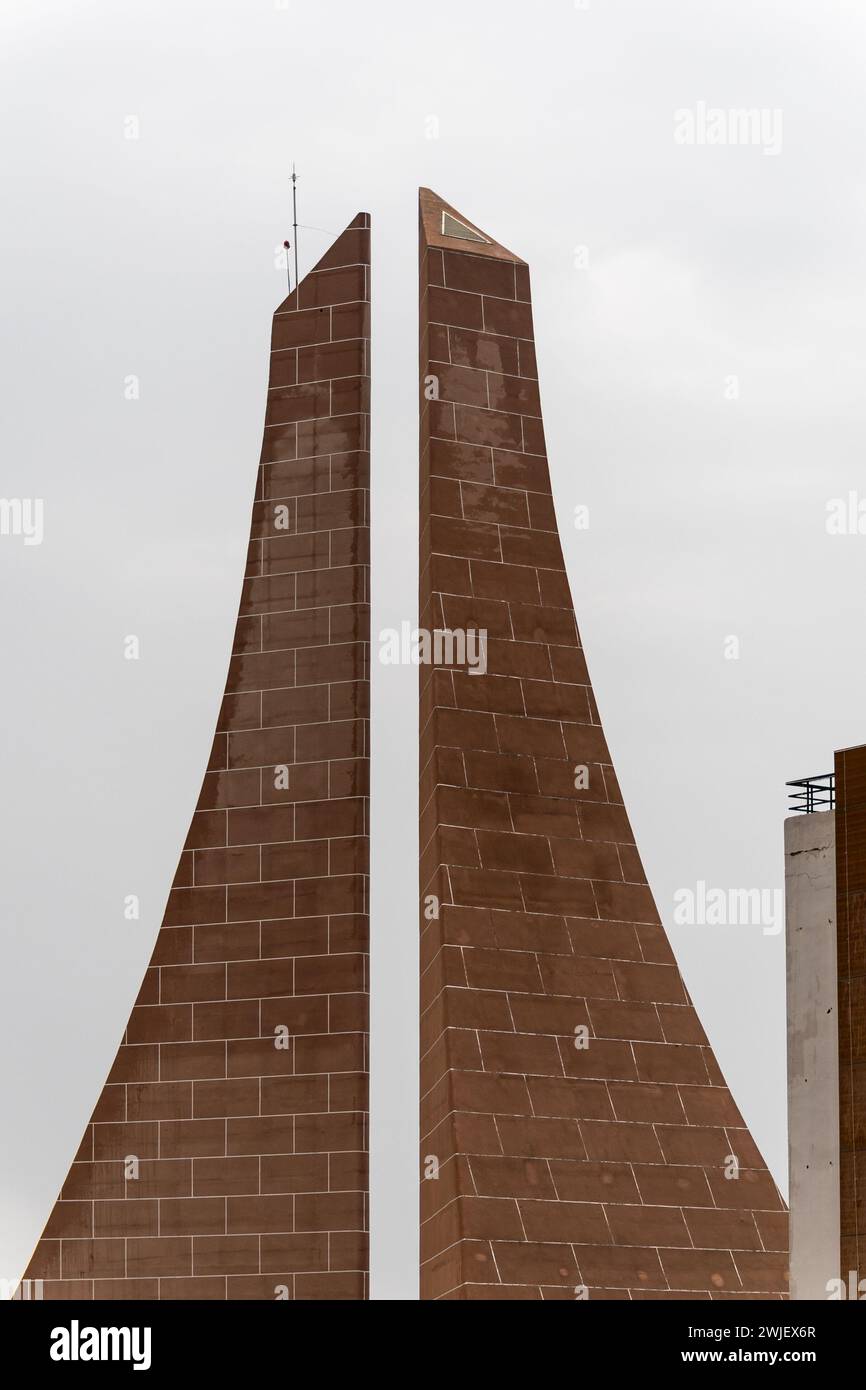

left=275, top=209, right=370, bottom=315
left=419, top=187, right=526, bottom=264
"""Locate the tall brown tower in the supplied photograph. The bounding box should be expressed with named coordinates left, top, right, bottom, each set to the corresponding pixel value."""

left=834, top=744, right=866, bottom=1284
left=418, top=189, right=787, bottom=1300
left=23, top=214, right=370, bottom=1300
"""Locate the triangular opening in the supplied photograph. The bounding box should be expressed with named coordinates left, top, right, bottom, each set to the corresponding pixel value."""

left=441, top=211, right=489, bottom=244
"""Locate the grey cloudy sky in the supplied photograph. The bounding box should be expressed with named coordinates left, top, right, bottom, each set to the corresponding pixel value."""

left=2, top=0, right=865, bottom=1299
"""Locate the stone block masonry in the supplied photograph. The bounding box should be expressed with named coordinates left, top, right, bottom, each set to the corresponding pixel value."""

left=418, top=188, right=788, bottom=1301
left=835, top=743, right=866, bottom=1285
left=22, top=214, right=370, bottom=1301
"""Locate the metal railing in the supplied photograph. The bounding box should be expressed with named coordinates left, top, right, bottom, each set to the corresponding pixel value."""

left=786, top=772, right=835, bottom=813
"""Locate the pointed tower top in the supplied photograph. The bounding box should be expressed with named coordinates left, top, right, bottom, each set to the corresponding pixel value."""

left=419, top=187, right=526, bottom=264
left=274, top=211, right=370, bottom=315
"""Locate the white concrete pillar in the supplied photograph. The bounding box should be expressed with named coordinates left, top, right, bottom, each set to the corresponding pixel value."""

left=785, top=810, right=839, bottom=1299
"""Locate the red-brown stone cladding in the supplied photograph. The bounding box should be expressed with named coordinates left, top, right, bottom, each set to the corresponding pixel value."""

left=23, top=214, right=370, bottom=1300
left=835, top=743, right=866, bottom=1283
left=418, top=189, right=788, bottom=1301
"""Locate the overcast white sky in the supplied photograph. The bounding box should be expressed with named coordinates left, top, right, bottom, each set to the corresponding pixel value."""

left=2, top=0, right=866, bottom=1300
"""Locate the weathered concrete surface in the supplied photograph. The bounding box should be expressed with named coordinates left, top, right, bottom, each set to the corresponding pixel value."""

left=785, top=811, right=839, bottom=1300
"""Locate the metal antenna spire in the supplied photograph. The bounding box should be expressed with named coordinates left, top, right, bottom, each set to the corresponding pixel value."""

left=291, top=165, right=299, bottom=291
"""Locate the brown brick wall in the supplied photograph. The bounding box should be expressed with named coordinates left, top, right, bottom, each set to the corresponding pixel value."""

left=835, top=743, right=866, bottom=1283
left=418, top=188, right=787, bottom=1300
left=24, top=214, right=370, bottom=1300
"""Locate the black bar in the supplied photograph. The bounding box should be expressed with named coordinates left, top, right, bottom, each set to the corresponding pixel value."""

left=2, top=1294, right=859, bottom=1373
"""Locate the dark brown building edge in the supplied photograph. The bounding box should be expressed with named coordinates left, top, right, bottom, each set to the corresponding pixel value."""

left=23, top=214, right=371, bottom=1300
left=834, top=743, right=866, bottom=1282
left=418, top=188, right=788, bottom=1300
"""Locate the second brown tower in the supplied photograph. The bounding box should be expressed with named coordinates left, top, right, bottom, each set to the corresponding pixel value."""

left=418, top=188, right=787, bottom=1301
